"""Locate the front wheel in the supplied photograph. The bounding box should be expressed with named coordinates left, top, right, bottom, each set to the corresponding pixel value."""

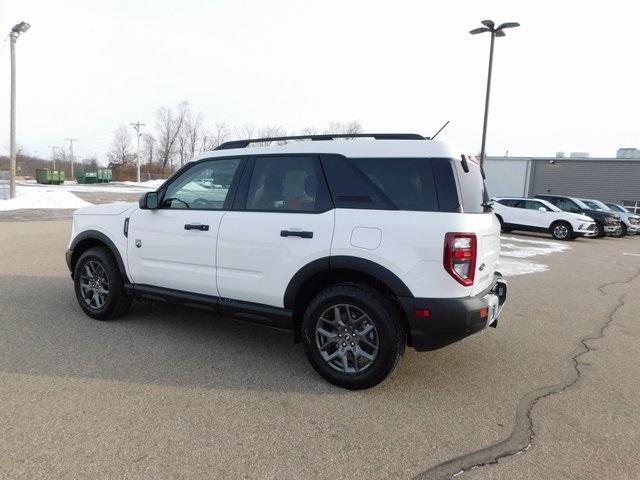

left=73, top=246, right=132, bottom=320
left=301, top=284, right=405, bottom=390
left=621, top=224, right=628, bottom=236
left=593, top=221, right=606, bottom=238
left=551, top=221, right=573, bottom=241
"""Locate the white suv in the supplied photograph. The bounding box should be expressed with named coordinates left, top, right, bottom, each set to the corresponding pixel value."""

left=65, top=134, right=507, bottom=389
left=492, top=197, right=596, bottom=240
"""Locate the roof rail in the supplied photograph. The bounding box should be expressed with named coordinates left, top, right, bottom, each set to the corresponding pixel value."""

left=214, top=133, right=427, bottom=150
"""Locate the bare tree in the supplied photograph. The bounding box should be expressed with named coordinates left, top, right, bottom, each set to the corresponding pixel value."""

left=82, top=157, right=98, bottom=168
left=234, top=123, right=256, bottom=141
left=107, top=124, right=134, bottom=165
left=186, top=112, right=204, bottom=159
left=323, top=120, right=363, bottom=136
left=253, top=125, right=287, bottom=146
left=300, top=126, right=319, bottom=136
left=155, top=101, right=190, bottom=170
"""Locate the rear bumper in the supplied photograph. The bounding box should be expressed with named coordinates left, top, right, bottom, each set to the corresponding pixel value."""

left=399, top=274, right=507, bottom=351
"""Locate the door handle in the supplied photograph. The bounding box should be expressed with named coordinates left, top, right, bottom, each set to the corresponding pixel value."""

left=184, top=224, right=209, bottom=231
left=280, top=230, right=313, bottom=239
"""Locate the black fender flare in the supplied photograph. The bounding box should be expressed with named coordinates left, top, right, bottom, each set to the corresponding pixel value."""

left=283, top=255, right=413, bottom=309
left=68, top=230, right=129, bottom=282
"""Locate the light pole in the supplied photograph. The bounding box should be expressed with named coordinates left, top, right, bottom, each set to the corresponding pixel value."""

left=470, top=20, right=519, bottom=167
left=130, top=121, right=146, bottom=183
left=8, top=21, right=31, bottom=199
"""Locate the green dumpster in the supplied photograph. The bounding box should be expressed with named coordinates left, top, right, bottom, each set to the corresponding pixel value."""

left=36, top=169, right=65, bottom=185
left=76, top=170, right=99, bottom=184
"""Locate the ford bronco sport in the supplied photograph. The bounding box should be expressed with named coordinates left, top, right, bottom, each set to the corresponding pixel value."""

left=66, top=133, right=507, bottom=389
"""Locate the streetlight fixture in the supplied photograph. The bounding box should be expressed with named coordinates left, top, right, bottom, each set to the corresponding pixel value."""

left=8, top=21, right=31, bottom=198
left=470, top=19, right=519, bottom=167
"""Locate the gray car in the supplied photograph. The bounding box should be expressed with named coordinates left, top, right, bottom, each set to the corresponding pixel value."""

left=603, top=202, right=640, bottom=235
left=579, top=198, right=640, bottom=236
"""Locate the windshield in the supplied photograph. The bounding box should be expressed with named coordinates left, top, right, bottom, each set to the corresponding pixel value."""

left=572, top=198, right=591, bottom=209
left=538, top=199, right=562, bottom=212
left=580, top=199, right=610, bottom=211
left=606, top=203, right=629, bottom=213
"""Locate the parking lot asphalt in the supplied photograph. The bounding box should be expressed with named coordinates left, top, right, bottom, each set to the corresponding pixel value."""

left=1, top=220, right=639, bottom=479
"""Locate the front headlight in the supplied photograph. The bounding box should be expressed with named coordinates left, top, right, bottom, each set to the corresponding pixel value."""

left=578, top=217, right=592, bottom=222
left=605, top=216, right=618, bottom=225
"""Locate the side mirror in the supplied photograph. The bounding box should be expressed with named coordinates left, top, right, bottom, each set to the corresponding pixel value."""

left=139, top=191, right=159, bottom=210
left=538, top=207, right=547, bottom=212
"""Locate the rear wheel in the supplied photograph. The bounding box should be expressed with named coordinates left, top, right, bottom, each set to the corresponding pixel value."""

left=73, top=247, right=132, bottom=320
left=301, top=283, right=405, bottom=390
left=496, top=215, right=511, bottom=233
left=550, top=221, right=573, bottom=241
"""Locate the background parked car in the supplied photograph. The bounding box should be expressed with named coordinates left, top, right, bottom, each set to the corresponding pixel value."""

left=493, top=197, right=596, bottom=240
left=535, top=195, right=622, bottom=238
left=579, top=199, right=640, bottom=236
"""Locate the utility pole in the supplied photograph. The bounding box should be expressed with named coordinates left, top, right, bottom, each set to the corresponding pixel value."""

left=48, top=145, right=59, bottom=169
left=130, top=121, right=146, bottom=183
left=65, top=138, right=78, bottom=180
left=469, top=20, right=519, bottom=167
left=8, top=21, right=31, bottom=199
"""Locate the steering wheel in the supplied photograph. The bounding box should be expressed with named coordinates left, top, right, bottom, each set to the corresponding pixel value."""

left=191, top=197, right=212, bottom=208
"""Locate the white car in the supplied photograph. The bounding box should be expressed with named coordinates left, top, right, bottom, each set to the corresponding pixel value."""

left=65, top=133, right=507, bottom=390
left=493, top=197, right=596, bottom=240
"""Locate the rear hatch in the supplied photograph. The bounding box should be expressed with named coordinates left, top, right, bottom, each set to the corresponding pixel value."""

left=453, top=155, right=500, bottom=295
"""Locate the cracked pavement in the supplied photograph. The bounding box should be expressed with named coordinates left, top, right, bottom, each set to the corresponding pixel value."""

left=1, top=220, right=639, bottom=479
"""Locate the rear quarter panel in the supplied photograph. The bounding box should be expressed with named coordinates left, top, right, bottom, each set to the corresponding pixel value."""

left=331, top=209, right=500, bottom=299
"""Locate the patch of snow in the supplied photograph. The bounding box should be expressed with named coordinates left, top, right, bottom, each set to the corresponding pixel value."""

left=17, top=181, right=157, bottom=194
left=497, top=258, right=549, bottom=277
left=119, top=179, right=166, bottom=189
left=500, top=241, right=571, bottom=259
left=498, top=236, right=570, bottom=277
left=0, top=188, right=92, bottom=211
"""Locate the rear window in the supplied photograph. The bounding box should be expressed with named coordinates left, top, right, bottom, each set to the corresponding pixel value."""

left=455, top=156, right=490, bottom=213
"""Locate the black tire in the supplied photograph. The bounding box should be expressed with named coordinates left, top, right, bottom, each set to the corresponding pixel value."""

left=594, top=221, right=606, bottom=238
left=73, top=246, right=132, bottom=320
left=621, top=224, right=628, bottom=236
left=496, top=215, right=511, bottom=233
left=550, top=221, right=574, bottom=241
left=301, top=283, right=405, bottom=390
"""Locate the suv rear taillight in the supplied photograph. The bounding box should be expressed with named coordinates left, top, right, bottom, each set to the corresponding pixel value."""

left=443, top=232, right=477, bottom=286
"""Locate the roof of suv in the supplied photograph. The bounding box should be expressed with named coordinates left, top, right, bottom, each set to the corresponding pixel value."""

left=194, top=136, right=460, bottom=161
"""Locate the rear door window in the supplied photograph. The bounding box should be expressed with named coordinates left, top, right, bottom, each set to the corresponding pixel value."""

left=244, top=156, right=332, bottom=213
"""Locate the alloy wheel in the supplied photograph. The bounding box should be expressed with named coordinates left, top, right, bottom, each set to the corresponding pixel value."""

left=315, top=304, right=379, bottom=374
left=554, top=224, right=569, bottom=239
left=79, top=260, right=110, bottom=310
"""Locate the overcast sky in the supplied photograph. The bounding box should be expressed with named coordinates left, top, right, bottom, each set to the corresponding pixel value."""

left=0, top=0, right=638, bottom=162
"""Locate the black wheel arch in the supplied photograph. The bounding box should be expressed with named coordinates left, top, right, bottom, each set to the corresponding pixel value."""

left=68, top=230, right=129, bottom=282
left=284, top=256, right=413, bottom=342
left=284, top=256, right=412, bottom=310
